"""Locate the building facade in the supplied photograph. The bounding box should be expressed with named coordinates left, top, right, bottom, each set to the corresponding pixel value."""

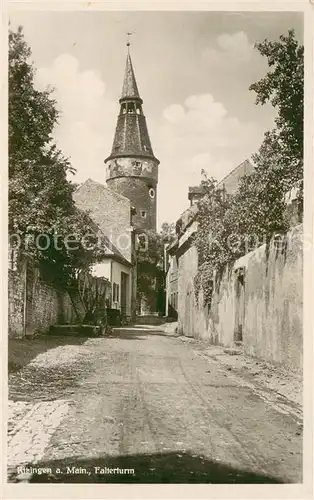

left=74, top=178, right=136, bottom=321
left=164, top=239, right=179, bottom=319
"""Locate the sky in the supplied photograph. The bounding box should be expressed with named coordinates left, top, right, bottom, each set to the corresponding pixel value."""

left=9, top=10, right=303, bottom=228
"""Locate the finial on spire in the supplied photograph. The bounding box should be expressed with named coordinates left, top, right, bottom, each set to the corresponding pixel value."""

left=126, top=31, right=134, bottom=51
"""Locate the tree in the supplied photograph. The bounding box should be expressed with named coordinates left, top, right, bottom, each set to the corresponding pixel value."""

left=248, top=30, right=303, bottom=218
left=229, top=136, right=290, bottom=241
left=160, top=222, right=176, bottom=244
left=9, top=26, right=105, bottom=287
left=231, top=30, right=304, bottom=238
left=250, top=30, right=303, bottom=172
left=136, top=223, right=176, bottom=314
left=193, top=31, right=304, bottom=305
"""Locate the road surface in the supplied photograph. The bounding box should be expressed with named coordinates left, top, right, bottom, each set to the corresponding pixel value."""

left=8, top=326, right=302, bottom=483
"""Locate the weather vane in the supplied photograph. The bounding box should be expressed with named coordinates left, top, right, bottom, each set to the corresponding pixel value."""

left=126, top=31, right=134, bottom=50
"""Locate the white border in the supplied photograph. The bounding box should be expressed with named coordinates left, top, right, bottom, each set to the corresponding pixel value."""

left=1, top=1, right=313, bottom=499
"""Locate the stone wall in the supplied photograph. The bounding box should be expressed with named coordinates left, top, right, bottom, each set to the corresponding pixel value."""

left=8, top=268, right=25, bottom=338
left=8, top=259, right=102, bottom=339
left=106, top=156, right=158, bottom=183
left=178, top=225, right=303, bottom=372
left=177, top=243, right=198, bottom=338
left=107, top=177, right=157, bottom=231
left=8, top=261, right=79, bottom=339
left=25, top=275, right=79, bottom=337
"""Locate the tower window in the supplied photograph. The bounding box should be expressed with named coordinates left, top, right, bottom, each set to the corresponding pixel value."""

left=149, top=188, right=155, bottom=199
left=140, top=210, right=147, bottom=218
left=135, top=103, right=142, bottom=115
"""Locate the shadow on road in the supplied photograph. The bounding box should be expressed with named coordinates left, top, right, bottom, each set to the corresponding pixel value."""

left=8, top=335, right=89, bottom=374
left=13, top=451, right=283, bottom=483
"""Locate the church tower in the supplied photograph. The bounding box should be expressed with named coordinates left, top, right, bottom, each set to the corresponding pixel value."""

left=105, top=46, right=159, bottom=232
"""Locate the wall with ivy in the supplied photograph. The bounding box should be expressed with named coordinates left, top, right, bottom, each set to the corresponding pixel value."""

left=178, top=224, right=303, bottom=372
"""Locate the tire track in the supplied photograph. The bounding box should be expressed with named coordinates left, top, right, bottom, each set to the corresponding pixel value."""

left=178, top=358, right=268, bottom=473
left=117, top=354, right=161, bottom=455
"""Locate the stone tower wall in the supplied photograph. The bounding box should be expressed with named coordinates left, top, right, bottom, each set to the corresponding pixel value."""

left=106, top=156, right=158, bottom=231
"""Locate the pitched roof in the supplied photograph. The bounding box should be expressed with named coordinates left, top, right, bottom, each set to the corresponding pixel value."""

left=101, top=233, right=132, bottom=267
left=121, top=53, right=140, bottom=100
left=217, top=159, right=254, bottom=195
left=188, top=186, right=206, bottom=195
left=73, top=205, right=132, bottom=267
left=176, top=203, right=198, bottom=235
left=73, top=179, right=132, bottom=266
left=175, top=159, right=255, bottom=236
left=75, top=178, right=130, bottom=204
left=105, top=52, right=159, bottom=162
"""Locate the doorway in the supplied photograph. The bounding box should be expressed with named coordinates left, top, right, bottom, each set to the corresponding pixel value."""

left=234, top=267, right=245, bottom=342
left=120, top=272, right=129, bottom=318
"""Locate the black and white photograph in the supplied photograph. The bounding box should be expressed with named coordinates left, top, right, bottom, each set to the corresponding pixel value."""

left=4, top=3, right=313, bottom=496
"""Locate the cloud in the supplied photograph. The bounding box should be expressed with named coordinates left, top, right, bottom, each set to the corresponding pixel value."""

left=163, top=104, right=185, bottom=124
left=34, top=54, right=117, bottom=183
left=202, top=31, right=255, bottom=67
left=160, top=92, right=258, bottom=164
left=217, top=31, right=254, bottom=61
left=155, top=92, right=264, bottom=226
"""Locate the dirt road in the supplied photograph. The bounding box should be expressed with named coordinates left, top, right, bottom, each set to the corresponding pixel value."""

left=8, top=327, right=302, bottom=483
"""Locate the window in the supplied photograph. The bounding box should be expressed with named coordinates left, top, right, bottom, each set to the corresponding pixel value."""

left=135, top=161, right=141, bottom=167
left=149, top=188, right=155, bottom=199
left=113, top=283, right=120, bottom=302
left=140, top=210, right=147, bottom=218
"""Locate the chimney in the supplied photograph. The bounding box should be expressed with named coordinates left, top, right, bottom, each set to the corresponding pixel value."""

left=188, top=186, right=205, bottom=206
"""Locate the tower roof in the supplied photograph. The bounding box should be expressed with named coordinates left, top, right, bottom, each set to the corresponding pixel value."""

left=121, top=53, right=140, bottom=100
left=105, top=50, right=159, bottom=163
